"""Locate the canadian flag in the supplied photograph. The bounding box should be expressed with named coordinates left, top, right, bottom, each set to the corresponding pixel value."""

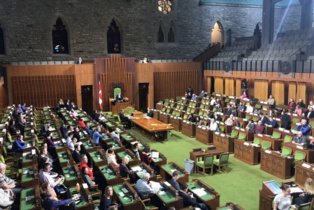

left=98, top=81, right=103, bottom=110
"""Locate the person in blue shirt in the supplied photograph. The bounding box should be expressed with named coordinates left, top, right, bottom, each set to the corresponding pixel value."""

left=84, top=122, right=93, bottom=135
left=265, top=116, right=278, bottom=128
left=21, top=102, right=27, bottom=113
left=92, top=127, right=108, bottom=144
left=43, top=189, right=73, bottom=210
left=296, top=119, right=311, bottom=135
left=12, top=135, right=27, bottom=153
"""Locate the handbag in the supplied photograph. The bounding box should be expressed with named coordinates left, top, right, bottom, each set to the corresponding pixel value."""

left=0, top=188, right=14, bottom=207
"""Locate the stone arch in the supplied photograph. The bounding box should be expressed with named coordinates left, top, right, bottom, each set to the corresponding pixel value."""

left=157, top=21, right=166, bottom=43
left=211, top=21, right=224, bottom=48
left=168, top=21, right=177, bottom=43
left=52, top=16, right=70, bottom=54
left=107, top=18, right=123, bottom=54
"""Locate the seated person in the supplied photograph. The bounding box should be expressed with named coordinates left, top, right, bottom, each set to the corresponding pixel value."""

left=0, top=163, right=22, bottom=195
left=267, top=95, right=275, bottom=108
left=140, top=148, right=153, bottom=165
left=168, top=171, right=180, bottom=191
left=179, top=183, right=208, bottom=210
left=78, top=118, right=86, bottom=128
left=245, top=103, right=253, bottom=113
left=215, top=104, right=222, bottom=113
left=116, top=92, right=124, bottom=103
left=245, top=120, right=255, bottom=132
left=238, top=102, right=245, bottom=112
left=70, top=109, right=78, bottom=120
left=134, top=173, right=157, bottom=198
left=208, top=118, right=218, bottom=131
left=41, top=121, right=51, bottom=136
left=119, top=157, right=134, bottom=181
left=224, top=114, right=235, bottom=126
left=39, top=163, right=66, bottom=194
left=147, top=108, right=154, bottom=118
left=107, top=149, right=119, bottom=168
left=72, top=144, right=82, bottom=163
left=253, top=108, right=260, bottom=115
left=38, top=147, right=54, bottom=170
left=292, top=131, right=307, bottom=147
left=99, top=186, right=116, bottom=210
left=241, top=92, right=247, bottom=100
left=212, top=112, right=222, bottom=122
left=84, top=122, right=93, bottom=135
left=92, top=127, right=108, bottom=144
left=43, top=189, right=73, bottom=210
left=72, top=127, right=81, bottom=141
left=297, top=98, right=306, bottom=108
left=68, top=137, right=77, bottom=152
left=79, top=155, right=94, bottom=180
left=281, top=110, right=291, bottom=130
left=289, top=98, right=296, bottom=109
left=119, top=109, right=131, bottom=128
left=254, top=121, right=265, bottom=134
left=293, top=178, right=314, bottom=209
left=44, top=131, right=56, bottom=154
left=12, top=135, right=27, bottom=153
left=304, top=107, right=314, bottom=119
left=225, top=105, right=233, bottom=117
left=296, top=119, right=311, bottom=136
left=188, top=114, right=196, bottom=123
left=8, top=120, right=17, bottom=135
left=265, top=116, right=278, bottom=128
left=294, top=105, right=303, bottom=116
left=259, top=113, right=268, bottom=125
left=82, top=167, right=95, bottom=189
left=199, top=90, right=206, bottom=98
left=133, top=143, right=140, bottom=160
left=111, top=129, right=120, bottom=141
left=191, top=94, right=197, bottom=101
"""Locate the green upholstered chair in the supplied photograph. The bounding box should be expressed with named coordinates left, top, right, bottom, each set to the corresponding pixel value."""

left=175, top=112, right=181, bottom=117
left=230, top=130, right=239, bottom=138
left=213, top=153, right=229, bottom=173
left=252, top=116, right=259, bottom=122
left=238, top=132, right=246, bottom=140
left=255, top=104, right=261, bottom=109
left=219, top=126, right=225, bottom=133
left=199, top=110, right=204, bottom=116
left=272, top=131, right=281, bottom=139
left=261, top=141, right=271, bottom=150
left=253, top=137, right=261, bottom=145
left=113, top=87, right=121, bottom=99
left=281, top=147, right=292, bottom=157
left=196, top=155, right=214, bottom=175
left=183, top=114, right=188, bottom=120
left=294, top=150, right=306, bottom=162
left=200, top=104, right=204, bottom=109
left=283, top=135, right=292, bottom=143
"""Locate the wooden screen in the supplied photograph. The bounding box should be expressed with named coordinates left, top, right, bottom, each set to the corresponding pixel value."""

left=11, top=75, right=76, bottom=107
left=297, top=83, right=307, bottom=104
left=206, top=77, right=212, bottom=94
left=224, top=78, right=234, bottom=96
left=288, top=82, right=296, bottom=102
left=235, top=79, right=242, bottom=97
left=271, top=81, right=285, bottom=104
left=214, top=77, right=223, bottom=95
left=154, top=70, right=200, bottom=102
left=254, top=80, right=268, bottom=101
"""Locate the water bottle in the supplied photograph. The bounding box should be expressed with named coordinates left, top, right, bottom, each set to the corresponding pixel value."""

left=175, top=190, right=179, bottom=200
left=67, top=161, right=71, bottom=170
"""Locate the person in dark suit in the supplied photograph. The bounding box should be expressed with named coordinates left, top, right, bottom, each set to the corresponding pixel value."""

left=116, top=92, right=123, bottom=103
left=304, top=107, right=314, bottom=119
left=259, top=113, right=268, bottom=125
left=225, top=105, right=233, bottom=117
left=119, top=109, right=131, bottom=128
left=265, top=116, right=278, bottom=128
left=245, top=120, right=255, bottom=132
left=188, top=114, right=196, bottom=123
left=147, top=108, right=154, bottom=118
left=297, top=98, right=306, bottom=108
left=179, top=184, right=208, bottom=210
left=281, top=110, right=291, bottom=130
left=72, top=144, right=82, bottom=163
left=119, top=157, right=135, bottom=183
left=212, top=112, right=222, bottom=122
left=168, top=171, right=180, bottom=191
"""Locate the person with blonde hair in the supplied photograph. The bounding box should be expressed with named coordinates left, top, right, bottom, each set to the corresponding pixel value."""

left=119, top=156, right=134, bottom=181
left=293, top=178, right=314, bottom=208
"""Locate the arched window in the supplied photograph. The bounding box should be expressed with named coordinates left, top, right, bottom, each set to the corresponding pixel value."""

left=168, top=22, right=175, bottom=43
left=157, top=26, right=164, bottom=43
left=107, top=20, right=121, bottom=54
left=52, top=18, right=69, bottom=54
left=0, top=26, right=4, bottom=54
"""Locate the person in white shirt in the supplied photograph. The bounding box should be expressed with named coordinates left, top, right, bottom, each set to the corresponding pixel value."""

left=68, top=137, right=77, bottom=151
left=210, top=97, right=216, bottom=106
left=111, top=129, right=120, bottom=141
left=134, top=173, right=157, bottom=198
left=273, top=184, right=291, bottom=210
left=39, top=163, right=62, bottom=188
left=245, top=103, right=253, bottom=113
left=208, top=118, right=218, bottom=131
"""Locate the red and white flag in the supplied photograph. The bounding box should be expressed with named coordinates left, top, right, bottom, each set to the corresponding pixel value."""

left=98, top=81, right=103, bottom=110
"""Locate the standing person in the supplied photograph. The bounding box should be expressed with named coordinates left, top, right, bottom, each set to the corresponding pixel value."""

left=273, top=184, right=291, bottom=210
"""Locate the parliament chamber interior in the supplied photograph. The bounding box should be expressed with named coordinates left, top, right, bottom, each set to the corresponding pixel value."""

left=1, top=0, right=314, bottom=210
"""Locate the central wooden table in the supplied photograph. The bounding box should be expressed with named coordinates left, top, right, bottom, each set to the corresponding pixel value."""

left=131, top=115, right=174, bottom=141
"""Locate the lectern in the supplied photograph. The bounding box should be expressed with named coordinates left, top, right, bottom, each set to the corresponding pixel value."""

left=259, top=180, right=282, bottom=210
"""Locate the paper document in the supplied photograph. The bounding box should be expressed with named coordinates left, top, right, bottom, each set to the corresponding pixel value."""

left=131, top=166, right=142, bottom=172
left=290, top=187, right=303, bottom=194
left=191, top=188, right=207, bottom=197
left=152, top=152, right=159, bottom=159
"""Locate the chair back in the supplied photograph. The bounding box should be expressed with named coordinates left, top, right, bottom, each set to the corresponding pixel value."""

left=281, top=147, right=292, bottom=157
left=230, top=130, right=239, bottom=138
left=204, top=155, right=214, bottom=167
left=272, top=131, right=281, bottom=139
left=219, top=153, right=229, bottom=165
left=238, top=132, right=246, bottom=140
left=261, top=141, right=271, bottom=150
left=219, top=126, right=225, bottom=132
left=253, top=137, right=261, bottom=145
left=283, top=135, right=292, bottom=143
left=295, top=150, right=306, bottom=161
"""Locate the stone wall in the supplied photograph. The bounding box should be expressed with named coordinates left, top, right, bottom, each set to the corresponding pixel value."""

left=0, top=0, right=307, bottom=62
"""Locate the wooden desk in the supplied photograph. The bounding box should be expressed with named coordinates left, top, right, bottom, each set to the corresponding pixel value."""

left=110, top=101, right=130, bottom=115
left=260, top=150, right=294, bottom=179
left=62, top=164, right=81, bottom=187
left=169, top=116, right=182, bottom=131
left=159, top=112, right=170, bottom=124
left=213, top=132, right=234, bottom=153
left=217, top=202, right=245, bottom=210
left=98, top=164, right=123, bottom=186
left=295, top=161, right=314, bottom=187
left=20, top=186, right=41, bottom=210
left=189, top=148, right=224, bottom=172
left=282, top=142, right=314, bottom=163
left=130, top=163, right=157, bottom=182
left=217, top=121, right=232, bottom=134
left=187, top=179, right=220, bottom=210
left=150, top=149, right=167, bottom=167
left=156, top=182, right=184, bottom=209
left=160, top=162, right=189, bottom=184
left=88, top=149, right=107, bottom=167
left=131, top=116, right=174, bottom=141
left=113, top=182, right=142, bottom=210
left=196, top=126, right=213, bottom=145
left=116, top=149, right=140, bottom=167
left=153, top=109, right=159, bottom=120
left=254, top=134, right=283, bottom=151
left=68, top=183, right=94, bottom=210
left=181, top=121, right=196, bottom=137
left=234, top=140, right=260, bottom=165
left=21, top=165, right=39, bottom=188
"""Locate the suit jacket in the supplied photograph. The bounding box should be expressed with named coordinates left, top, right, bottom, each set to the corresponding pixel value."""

left=116, top=94, right=123, bottom=102
left=147, top=110, right=154, bottom=118
left=179, top=191, right=198, bottom=207
left=305, top=110, right=314, bottom=119
left=281, top=114, right=291, bottom=129
left=214, top=115, right=222, bottom=122
left=119, top=164, right=132, bottom=178
left=225, top=108, right=232, bottom=116
left=168, top=178, right=180, bottom=191
left=72, top=150, right=82, bottom=163
left=259, top=116, right=269, bottom=125
left=246, top=123, right=255, bottom=131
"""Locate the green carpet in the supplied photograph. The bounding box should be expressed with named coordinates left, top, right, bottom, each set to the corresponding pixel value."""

left=128, top=129, right=293, bottom=209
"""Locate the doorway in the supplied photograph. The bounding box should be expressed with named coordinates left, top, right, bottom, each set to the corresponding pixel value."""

left=81, top=85, right=93, bottom=115
left=139, top=83, right=149, bottom=112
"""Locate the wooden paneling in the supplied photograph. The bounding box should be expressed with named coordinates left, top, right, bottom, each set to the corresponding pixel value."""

left=225, top=78, right=234, bottom=96
left=214, top=77, right=223, bottom=94
left=206, top=77, right=212, bottom=94
left=288, top=82, right=297, bottom=102
left=297, top=83, right=307, bottom=104
left=235, top=79, right=242, bottom=97
left=254, top=80, right=268, bottom=101
left=271, top=81, right=285, bottom=104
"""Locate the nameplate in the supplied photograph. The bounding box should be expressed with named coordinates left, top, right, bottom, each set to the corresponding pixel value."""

left=216, top=94, right=221, bottom=96
left=241, top=129, right=245, bottom=131
left=302, top=163, right=311, bottom=168
left=235, top=126, right=239, bottom=130
left=284, top=130, right=290, bottom=133
left=276, top=118, right=281, bottom=121
left=221, top=134, right=225, bottom=137
left=296, top=145, right=304, bottom=150
left=258, top=134, right=263, bottom=137
left=215, top=132, right=220, bottom=135
left=202, top=127, right=206, bottom=130
left=309, top=136, right=313, bottom=139
left=279, top=128, right=284, bottom=131
left=243, top=119, right=247, bottom=121
left=265, top=150, right=272, bottom=154
left=287, top=113, right=291, bottom=115
left=244, top=142, right=250, bottom=146
left=253, top=114, right=258, bottom=116
left=293, top=114, right=298, bottom=116
left=229, top=96, right=235, bottom=99
left=0, top=137, right=2, bottom=143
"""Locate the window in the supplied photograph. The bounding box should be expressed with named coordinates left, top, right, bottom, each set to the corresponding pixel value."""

left=157, top=26, right=164, bottom=43
left=0, top=26, right=4, bottom=54
left=107, top=20, right=121, bottom=54
left=168, top=26, right=175, bottom=43
left=52, top=18, right=69, bottom=54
